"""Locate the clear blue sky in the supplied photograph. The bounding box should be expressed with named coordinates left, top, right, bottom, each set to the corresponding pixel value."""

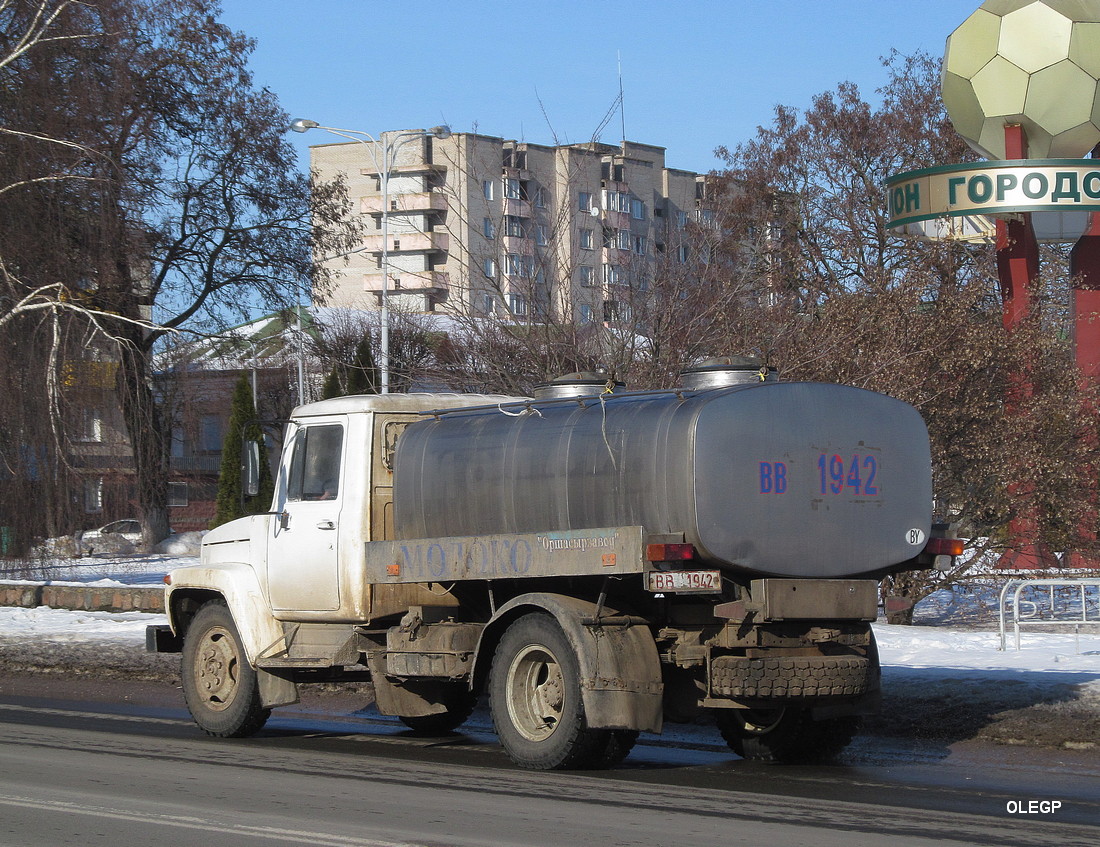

left=218, top=0, right=980, bottom=173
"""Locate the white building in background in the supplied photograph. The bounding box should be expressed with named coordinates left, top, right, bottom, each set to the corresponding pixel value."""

left=309, top=132, right=714, bottom=324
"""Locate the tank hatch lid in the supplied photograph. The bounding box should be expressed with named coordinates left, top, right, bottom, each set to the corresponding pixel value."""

left=680, top=356, right=777, bottom=390
left=533, top=371, right=624, bottom=400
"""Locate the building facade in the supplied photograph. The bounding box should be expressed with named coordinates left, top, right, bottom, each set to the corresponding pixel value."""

left=310, top=132, right=714, bottom=324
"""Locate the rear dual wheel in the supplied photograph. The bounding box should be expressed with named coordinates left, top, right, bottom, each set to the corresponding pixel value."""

left=490, top=613, right=636, bottom=770
left=716, top=707, right=860, bottom=763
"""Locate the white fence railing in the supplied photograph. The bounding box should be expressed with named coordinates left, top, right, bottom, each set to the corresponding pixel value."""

left=998, top=578, right=1100, bottom=651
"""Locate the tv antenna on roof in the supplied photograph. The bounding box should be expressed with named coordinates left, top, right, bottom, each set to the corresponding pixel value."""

left=618, top=51, right=626, bottom=145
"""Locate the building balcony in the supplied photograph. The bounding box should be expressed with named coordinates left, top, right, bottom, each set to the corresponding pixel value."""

left=503, top=197, right=531, bottom=218
left=362, top=270, right=449, bottom=293
left=359, top=163, right=447, bottom=178
left=359, top=232, right=450, bottom=254
left=170, top=455, right=223, bottom=474
left=600, top=210, right=631, bottom=229
left=502, top=236, right=535, bottom=255
left=360, top=191, right=448, bottom=215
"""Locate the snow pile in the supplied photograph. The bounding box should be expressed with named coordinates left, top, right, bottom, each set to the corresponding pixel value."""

left=0, top=606, right=166, bottom=643
left=153, top=531, right=205, bottom=556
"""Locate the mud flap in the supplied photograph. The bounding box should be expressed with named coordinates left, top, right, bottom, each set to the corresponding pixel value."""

left=365, top=651, right=450, bottom=718
left=257, top=668, right=299, bottom=709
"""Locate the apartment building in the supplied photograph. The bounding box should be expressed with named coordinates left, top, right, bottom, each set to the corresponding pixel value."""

left=309, top=131, right=714, bottom=324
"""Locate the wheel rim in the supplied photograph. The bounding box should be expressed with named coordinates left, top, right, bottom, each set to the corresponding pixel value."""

left=192, top=625, right=240, bottom=712
left=505, top=643, right=565, bottom=742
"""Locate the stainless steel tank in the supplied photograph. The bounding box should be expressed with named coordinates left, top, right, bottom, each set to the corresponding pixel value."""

left=392, top=381, right=932, bottom=578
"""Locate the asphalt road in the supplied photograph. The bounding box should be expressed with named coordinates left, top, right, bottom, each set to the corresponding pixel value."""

left=0, top=676, right=1097, bottom=847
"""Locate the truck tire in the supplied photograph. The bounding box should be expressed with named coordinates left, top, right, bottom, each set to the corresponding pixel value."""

left=716, top=707, right=860, bottom=763
left=710, top=654, right=877, bottom=699
left=181, top=600, right=270, bottom=738
left=596, top=729, right=639, bottom=768
left=399, top=686, right=477, bottom=734
left=489, top=613, right=609, bottom=770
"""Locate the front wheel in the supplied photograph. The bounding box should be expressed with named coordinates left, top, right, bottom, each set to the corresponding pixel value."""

left=716, top=707, right=860, bottom=763
left=181, top=600, right=270, bottom=737
left=489, top=613, right=609, bottom=770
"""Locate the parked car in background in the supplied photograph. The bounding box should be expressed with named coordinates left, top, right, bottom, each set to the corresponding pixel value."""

left=80, top=519, right=143, bottom=554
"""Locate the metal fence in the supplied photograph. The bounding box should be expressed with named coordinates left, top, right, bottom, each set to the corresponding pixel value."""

left=997, top=578, right=1100, bottom=651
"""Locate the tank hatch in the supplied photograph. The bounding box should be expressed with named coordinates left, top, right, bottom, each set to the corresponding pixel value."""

left=532, top=371, right=624, bottom=400
left=680, top=356, right=777, bottom=390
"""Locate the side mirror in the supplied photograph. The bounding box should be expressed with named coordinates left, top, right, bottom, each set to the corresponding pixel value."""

left=242, top=438, right=261, bottom=499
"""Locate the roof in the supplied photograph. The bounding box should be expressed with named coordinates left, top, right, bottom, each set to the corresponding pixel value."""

left=291, top=392, right=525, bottom=418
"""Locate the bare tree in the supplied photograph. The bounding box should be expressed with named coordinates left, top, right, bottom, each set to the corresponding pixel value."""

left=1, top=0, right=357, bottom=545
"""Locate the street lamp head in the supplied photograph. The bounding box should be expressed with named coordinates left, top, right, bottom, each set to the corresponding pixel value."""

left=429, top=125, right=452, bottom=140
left=289, top=118, right=319, bottom=133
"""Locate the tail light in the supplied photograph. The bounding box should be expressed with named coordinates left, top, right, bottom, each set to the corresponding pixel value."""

left=646, top=542, right=695, bottom=562
left=925, top=537, right=964, bottom=557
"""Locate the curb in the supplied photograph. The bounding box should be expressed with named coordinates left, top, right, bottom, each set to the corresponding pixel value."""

left=0, top=583, right=164, bottom=614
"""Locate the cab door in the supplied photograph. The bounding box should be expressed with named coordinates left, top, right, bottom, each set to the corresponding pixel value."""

left=267, top=418, right=345, bottom=612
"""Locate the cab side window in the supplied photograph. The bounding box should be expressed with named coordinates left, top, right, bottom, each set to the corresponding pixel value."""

left=287, top=424, right=343, bottom=501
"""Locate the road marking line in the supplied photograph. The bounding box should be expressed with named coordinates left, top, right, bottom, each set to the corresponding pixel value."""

left=0, top=793, right=427, bottom=847
left=0, top=702, right=183, bottom=726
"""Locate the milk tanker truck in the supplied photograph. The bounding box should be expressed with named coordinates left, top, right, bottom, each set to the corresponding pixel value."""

left=147, top=357, right=960, bottom=769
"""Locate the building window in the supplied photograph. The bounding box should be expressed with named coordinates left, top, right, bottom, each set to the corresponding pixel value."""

left=170, top=426, right=185, bottom=458
left=617, top=229, right=631, bottom=251
left=579, top=228, right=593, bottom=250
left=84, top=477, right=103, bottom=513
left=483, top=180, right=494, bottom=200
left=579, top=303, right=595, bottom=324
left=199, top=414, right=223, bottom=452
left=603, top=300, right=630, bottom=322
left=603, top=263, right=624, bottom=286
left=676, top=210, right=688, bottom=229
left=504, top=177, right=522, bottom=200
left=503, top=215, right=526, bottom=238
left=631, top=198, right=646, bottom=220
left=602, top=190, right=630, bottom=213
left=578, top=266, right=595, bottom=287
left=633, top=234, right=647, bottom=255
left=535, top=224, right=549, bottom=246
left=168, top=482, right=188, bottom=507
left=578, top=191, right=593, bottom=213
left=678, top=244, right=690, bottom=263
left=508, top=293, right=527, bottom=316
left=483, top=217, right=496, bottom=239
left=78, top=408, right=103, bottom=442
left=505, top=254, right=533, bottom=278
left=483, top=258, right=497, bottom=278
left=534, top=186, right=547, bottom=208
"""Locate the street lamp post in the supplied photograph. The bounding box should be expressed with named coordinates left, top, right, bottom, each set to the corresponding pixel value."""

left=289, top=119, right=451, bottom=394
